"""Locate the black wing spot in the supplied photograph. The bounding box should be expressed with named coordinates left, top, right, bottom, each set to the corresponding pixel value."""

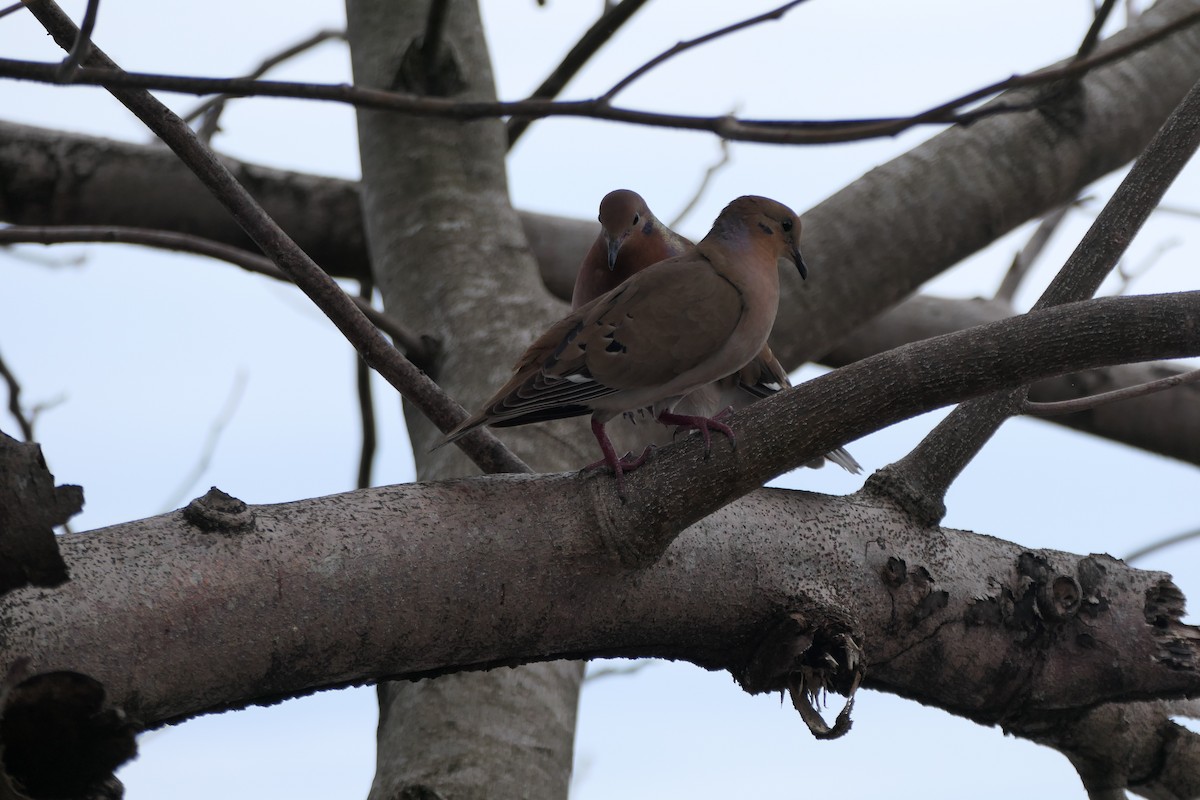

left=605, top=338, right=627, bottom=354
left=757, top=222, right=773, bottom=235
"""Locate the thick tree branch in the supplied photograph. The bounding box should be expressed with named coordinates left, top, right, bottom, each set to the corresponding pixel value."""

left=4, top=475, right=1194, bottom=737
left=18, top=0, right=526, bottom=476
left=824, top=295, right=1200, bottom=467
left=866, top=70, right=1200, bottom=526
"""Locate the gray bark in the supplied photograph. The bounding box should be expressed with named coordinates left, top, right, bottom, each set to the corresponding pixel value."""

left=344, top=2, right=583, bottom=798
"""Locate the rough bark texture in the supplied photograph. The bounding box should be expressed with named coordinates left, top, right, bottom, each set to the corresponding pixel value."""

left=1, top=483, right=1195, bottom=734
left=344, top=2, right=583, bottom=798
left=825, top=295, right=1200, bottom=467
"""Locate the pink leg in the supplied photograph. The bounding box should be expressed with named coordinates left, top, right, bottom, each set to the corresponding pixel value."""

left=583, top=420, right=657, bottom=499
left=656, top=409, right=736, bottom=456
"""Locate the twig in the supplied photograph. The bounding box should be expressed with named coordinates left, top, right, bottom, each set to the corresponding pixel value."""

left=16, top=0, right=529, bottom=476
left=507, top=0, right=650, bottom=148
left=584, top=659, right=659, bottom=683
left=1113, top=237, right=1179, bottom=294
left=182, top=28, right=345, bottom=144
left=866, top=73, right=1200, bottom=526
left=1125, top=526, right=1200, bottom=563
left=356, top=279, right=377, bottom=490
left=1022, top=366, right=1200, bottom=416
left=0, top=2, right=23, bottom=21
left=159, top=371, right=248, bottom=512
left=55, top=0, right=98, bottom=79
left=0, top=224, right=434, bottom=363
left=1153, top=202, right=1200, bottom=218
left=1076, top=0, right=1119, bottom=60
left=2, top=7, right=1196, bottom=146
left=600, top=0, right=808, bottom=102
left=0, top=347, right=35, bottom=442
left=668, top=138, right=731, bottom=230
left=994, top=204, right=1072, bottom=303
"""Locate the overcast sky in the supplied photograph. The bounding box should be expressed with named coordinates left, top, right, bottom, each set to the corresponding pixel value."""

left=2, top=1, right=1198, bottom=798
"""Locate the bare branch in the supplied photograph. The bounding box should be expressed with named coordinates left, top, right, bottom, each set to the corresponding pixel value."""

left=182, top=28, right=345, bottom=144
left=0, top=3, right=23, bottom=21
left=0, top=347, right=34, bottom=442
left=0, top=225, right=435, bottom=367
left=583, top=660, right=659, bottom=683
left=600, top=1, right=807, bottom=101
left=1113, top=236, right=1180, bottom=293
left=420, top=0, right=451, bottom=85
left=19, top=0, right=528, bottom=476
left=866, top=72, right=1200, bottom=527
left=1, top=8, right=1197, bottom=145
left=507, top=0, right=650, bottom=148
left=159, top=371, right=248, bottom=513
left=1077, top=0, right=1120, bottom=60
left=55, top=0, right=98, bottom=79
left=356, top=279, right=377, bottom=491
left=1022, top=366, right=1200, bottom=416
left=993, top=204, right=1072, bottom=303
left=1125, top=526, right=1200, bottom=562
left=668, top=138, right=731, bottom=230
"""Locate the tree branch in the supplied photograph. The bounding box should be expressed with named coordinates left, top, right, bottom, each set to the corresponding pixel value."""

left=0, top=224, right=435, bottom=360
left=823, top=294, right=1200, bottom=467
left=507, top=0, right=650, bottom=148
left=54, top=0, right=98, bottom=78
left=182, top=28, right=345, bottom=144
left=599, top=0, right=808, bottom=101
left=866, top=71, right=1200, bottom=526
left=1022, top=366, right=1200, bottom=416
left=0, top=7, right=1197, bottom=145
left=18, top=0, right=525, bottom=476
left=0, top=346, right=34, bottom=442
left=5, top=471, right=1194, bottom=736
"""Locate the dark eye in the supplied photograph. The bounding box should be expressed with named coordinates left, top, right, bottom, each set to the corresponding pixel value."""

left=632, top=213, right=641, bottom=226
left=781, top=219, right=793, bottom=233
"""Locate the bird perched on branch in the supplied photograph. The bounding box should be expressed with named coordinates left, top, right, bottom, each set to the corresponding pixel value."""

left=572, top=189, right=861, bottom=475
left=436, top=194, right=806, bottom=497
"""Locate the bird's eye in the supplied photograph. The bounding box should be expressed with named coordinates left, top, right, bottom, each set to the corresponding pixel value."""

left=632, top=213, right=641, bottom=226
left=781, top=219, right=793, bottom=233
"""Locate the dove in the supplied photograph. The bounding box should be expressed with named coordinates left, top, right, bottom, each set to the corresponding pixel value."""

left=436, top=195, right=805, bottom=496
left=572, top=190, right=861, bottom=475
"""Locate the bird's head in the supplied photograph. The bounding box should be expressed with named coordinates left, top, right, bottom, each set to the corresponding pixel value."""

left=717, top=195, right=807, bottom=280
left=597, top=189, right=651, bottom=270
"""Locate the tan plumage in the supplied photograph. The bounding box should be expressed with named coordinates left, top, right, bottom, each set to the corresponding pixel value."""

left=571, top=190, right=861, bottom=475
left=436, top=195, right=806, bottom=494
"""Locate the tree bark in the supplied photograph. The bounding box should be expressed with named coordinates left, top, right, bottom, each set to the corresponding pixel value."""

left=344, top=2, right=583, bottom=798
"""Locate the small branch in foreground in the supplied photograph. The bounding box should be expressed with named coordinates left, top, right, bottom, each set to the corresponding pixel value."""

left=507, top=0, right=649, bottom=148
left=18, top=0, right=528, bottom=476
left=1, top=7, right=1196, bottom=145
left=0, top=225, right=435, bottom=364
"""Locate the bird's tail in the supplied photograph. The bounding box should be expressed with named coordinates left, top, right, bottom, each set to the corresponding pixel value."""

left=429, top=414, right=485, bottom=452
left=824, top=446, right=862, bottom=475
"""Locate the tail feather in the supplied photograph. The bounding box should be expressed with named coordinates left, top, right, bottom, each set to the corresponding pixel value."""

left=824, top=446, right=862, bottom=475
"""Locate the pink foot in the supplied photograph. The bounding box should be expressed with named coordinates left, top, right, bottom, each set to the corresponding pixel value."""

left=657, top=410, right=736, bottom=456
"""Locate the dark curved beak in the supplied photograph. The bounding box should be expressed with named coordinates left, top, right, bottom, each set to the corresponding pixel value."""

left=794, top=246, right=808, bottom=280
left=606, top=236, right=622, bottom=270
